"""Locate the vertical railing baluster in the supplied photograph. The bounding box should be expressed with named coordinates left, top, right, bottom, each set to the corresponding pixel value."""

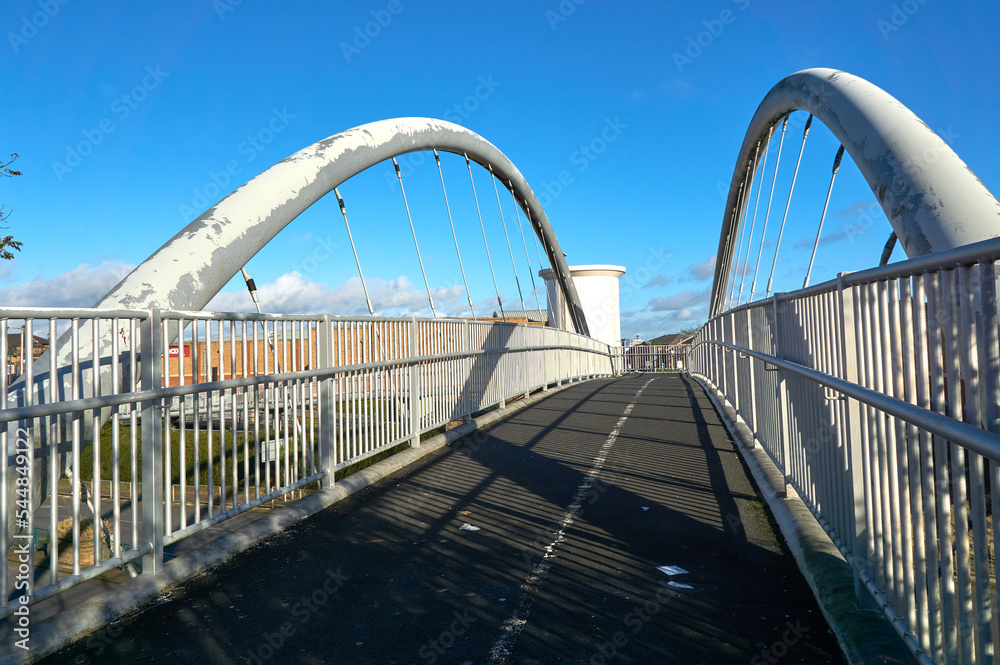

left=837, top=274, right=868, bottom=603
left=409, top=318, right=420, bottom=447
left=140, top=309, right=163, bottom=575
left=319, top=315, right=334, bottom=488
left=898, top=276, right=928, bottom=653
left=974, top=260, right=1000, bottom=665
left=956, top=264, right=992, bottom=660
left=925, top=270, right=959, bottom=661
left=911, top=274, right=942, bottom=660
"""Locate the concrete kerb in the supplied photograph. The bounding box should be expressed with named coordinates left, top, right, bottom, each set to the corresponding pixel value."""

left=0, top=379, right=587, bottom=665
left=688, top=372, right=919, bottom=665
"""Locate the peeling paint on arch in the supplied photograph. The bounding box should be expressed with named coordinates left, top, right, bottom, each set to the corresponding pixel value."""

left=710, top=68, right=1000, bottom=316
left=4, top=118, right=591, bottom=540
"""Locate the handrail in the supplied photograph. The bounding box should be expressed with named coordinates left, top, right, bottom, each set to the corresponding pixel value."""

left=0, top=341, right=609, bottom=424
left=716, top=233, right=1000, bottom=317
left=689, top=338, right=1000, bottom=461
left=695, top=242, right=1000, bottom=663
left=2, top=309, right=613, bottom=620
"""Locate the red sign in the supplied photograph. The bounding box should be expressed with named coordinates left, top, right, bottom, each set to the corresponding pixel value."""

left=167, top=346, right=190, bottom=358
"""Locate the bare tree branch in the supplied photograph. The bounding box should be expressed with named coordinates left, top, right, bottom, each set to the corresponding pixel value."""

left=0, top=152, right=23, bottom=259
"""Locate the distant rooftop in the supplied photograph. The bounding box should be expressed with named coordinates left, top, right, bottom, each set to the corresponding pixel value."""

left=491, top=309, right=547, bottom=323
left=645, top=332, right=696, bottom=346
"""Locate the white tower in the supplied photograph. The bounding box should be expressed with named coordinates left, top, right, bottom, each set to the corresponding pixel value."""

left=539, top=264, right=626, bottom=348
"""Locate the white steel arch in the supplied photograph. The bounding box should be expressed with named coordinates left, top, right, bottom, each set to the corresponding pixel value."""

left=100, top=117, right=590, bottom=335
left=4, top=118, right=591, bottom=540
left=710, top=68, right=1000, bottom=316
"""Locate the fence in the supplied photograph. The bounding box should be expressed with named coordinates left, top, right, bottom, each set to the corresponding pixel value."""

left=689, top=235, right=1000, bottom=665
left=617, top=344, right=691, bottom=372
left=1, top=309, right=612, bottom=616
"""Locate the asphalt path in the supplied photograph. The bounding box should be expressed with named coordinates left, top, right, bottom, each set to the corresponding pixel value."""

left=38, top=374, right=847, bottom=665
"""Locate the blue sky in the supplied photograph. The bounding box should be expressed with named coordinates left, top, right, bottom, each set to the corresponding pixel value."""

left=2, top=1, right=997, bottom=340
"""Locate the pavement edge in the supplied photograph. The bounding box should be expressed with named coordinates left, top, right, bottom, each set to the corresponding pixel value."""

left=689, top=372, right=919, bottom=665
left=0, top=382, right=583, bottom=665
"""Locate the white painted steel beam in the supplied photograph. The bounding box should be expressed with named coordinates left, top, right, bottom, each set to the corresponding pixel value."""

left=4, top=118, right=590, bottom=541
left=711, top=68, right=1000, bottom=316
left=98, top=117, right=589, bottom=335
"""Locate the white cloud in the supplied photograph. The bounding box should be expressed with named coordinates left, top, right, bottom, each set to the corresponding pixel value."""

left=0, top=264, right=473, bottom=318
left=663, top=78, right=692, bottom=97
left=207, top=272, right=465, bottom=317
left=621, top=305, right=706, bottom=339
left=621, top=287, right=711, bottom=338
left=0, top=261, right=135, bottom=307
left=647, top=288, right=710, bottom=312
left=687, top=255, right=716, bottom=281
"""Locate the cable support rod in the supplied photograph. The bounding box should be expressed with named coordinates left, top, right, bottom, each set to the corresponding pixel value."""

left=880, top=231, right=898, bottom=266
left=749, top=115, right=790, bottom=301
left=737, top=132, right=771, bottom=306
left=334, top=189, right=388, bottom=367
left=525, top=204, right=545, bottom=269
left=433, top=150, right=476, bottom=319
left=726, top=162, right=753, bottom=310
left=525, top=204, right=552, bottom=317
left=724, top=200, right=742, bottom=311
left=803, top=144, right=845, bottom=288
left=530, top=203, right=556, bottom=271
left=766, top=114, right=813, bottom=298
left=731, top=147, right=759, bottom=306
left=393, top=157, right=437, bottom=319
left=334, top=188, right=375, bottom=316
left=488, top=164, right=526, bottom=310
left=239, top=266, right=310, bottom=447
left=726, top=153, right=755, bottom=310
left=509, top=181, right=541, bottom=311
left=734, top=143, right=760, bottom=278
left=465, top=154, right=505, bottom=322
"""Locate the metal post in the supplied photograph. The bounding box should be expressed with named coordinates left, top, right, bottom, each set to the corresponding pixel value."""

left=729, top=312, right=741, bottom=420
left=140, top=309, right=164, bottom=575
left=498, top=330, right=507, bottom=409
left=777, top=369, right=791, bottom=498
left=543, top=329, right=550, bottom=387
left=463, top=320, right=472, bottom=422
left=557, top=332, right=562, bottom=386
left=837, top=273, right=868, bottom=602
left=318, top=315, right=335, bottom=487
left=409, top=318, right=420, bottom=447
left=524, top=327, right=530, bottom=399
left=745, top=309, right=758, bottom=438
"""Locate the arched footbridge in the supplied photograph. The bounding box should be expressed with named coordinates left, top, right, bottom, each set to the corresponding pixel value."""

left=3, top=68, right=1000, bottom=665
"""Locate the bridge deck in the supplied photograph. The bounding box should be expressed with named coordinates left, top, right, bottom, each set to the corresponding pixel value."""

left=37, top=374, right=846, bottom=664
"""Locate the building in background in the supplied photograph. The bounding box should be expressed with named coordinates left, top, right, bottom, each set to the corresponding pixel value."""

left=6, top=331, right=50, bottom=380
left=487, top=309, right=547, bottom=326
left=622, top=332, right=695, bottom=372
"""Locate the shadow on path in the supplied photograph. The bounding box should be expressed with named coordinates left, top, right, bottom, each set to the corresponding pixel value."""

left=36, top=374, right=846, bottom=665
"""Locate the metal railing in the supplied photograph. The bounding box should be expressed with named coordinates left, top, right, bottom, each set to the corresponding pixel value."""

left=689, top=235, right=1000, bottom=665
left=616, top=344, right=691, bottom=372
left=2, top=310, right=612, bottom=615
